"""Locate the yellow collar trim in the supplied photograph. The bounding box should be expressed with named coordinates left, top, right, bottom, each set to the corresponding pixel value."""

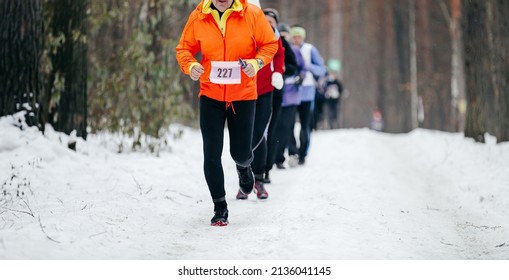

left=202, top=0, right=243, bottom=36
left=202, top=0, right=243, bottom=14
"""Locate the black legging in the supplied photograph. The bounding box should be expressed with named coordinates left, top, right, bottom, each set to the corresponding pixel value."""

left=265, top=89, right=282, bottom=173
left=275, top=105, right=298, bottom=164
left=289, top=100, right=313, bottom=160
left=326, top=98, right=340, bottom=129
left=200, top=96, right=256, bottom=201
left=251, top=92, right=273, bottom=179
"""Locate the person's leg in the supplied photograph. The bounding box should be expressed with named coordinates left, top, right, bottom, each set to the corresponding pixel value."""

left=298, top=101, right=313, bottom=164
left=313, top=93, right=324, bottom=130
left=226, top=99, right=256, bottom=196
left=226, top=99, right=256, bottom=167
left=275, top=105, right=297, bottom=167
left=200, top=96, right=227, bottom=205
left=251, top=92, right=273, bottom=180
left=288, top=111, right=298, bottom=156
left=265, top=90, right=282, bottom=180
left=328, top=98, right=339, bottom=129
left=250, top=93, right=272, bottom=199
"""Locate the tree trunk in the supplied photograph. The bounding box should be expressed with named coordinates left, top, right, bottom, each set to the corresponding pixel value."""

left=486, top=0, right=509, bottom=142
left=416, top=0, right=432, bottom=128
left=0, top=0, right=43, bottom=127
left=496, top=0, right=509, bottom=142
left=447, top=0, right=463, bottom=132
left=409, top=0, right=419, bottom=129
left=463, top=0, right=487, bottom=142
left=46, top=0, right=88, bottom=139
left=389, top=0, right=413, bottom=132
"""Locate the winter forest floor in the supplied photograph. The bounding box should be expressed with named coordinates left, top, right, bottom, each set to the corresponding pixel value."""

left=1, top=114, right=509, bottom=261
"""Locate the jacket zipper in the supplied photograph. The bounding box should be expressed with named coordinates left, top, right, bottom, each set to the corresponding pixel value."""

left=223, top=36, right=226, bottom=102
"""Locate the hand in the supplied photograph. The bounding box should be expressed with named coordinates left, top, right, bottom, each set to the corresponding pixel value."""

left=271, top=72, right=284, bottom=90
left=190, top=64, right=205, bottom=81
left=242, top=63, right=256, bottom=78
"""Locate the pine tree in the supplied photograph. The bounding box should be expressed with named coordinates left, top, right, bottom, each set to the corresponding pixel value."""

left=0, top=0, right=44, bottom=127
left=44, top=0, right=89, bottom=139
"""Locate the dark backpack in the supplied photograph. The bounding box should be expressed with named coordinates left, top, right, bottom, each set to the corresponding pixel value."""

left=281, top=37, right=298, bottom=78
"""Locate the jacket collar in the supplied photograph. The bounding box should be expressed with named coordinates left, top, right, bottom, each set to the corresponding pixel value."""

left=197, top=0, right=246, bottom=18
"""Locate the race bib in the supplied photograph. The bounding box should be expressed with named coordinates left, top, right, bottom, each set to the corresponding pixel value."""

left=210, top=61, right=241, bottom=84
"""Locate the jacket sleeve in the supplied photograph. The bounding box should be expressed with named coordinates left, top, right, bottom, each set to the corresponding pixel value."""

left=175, top=12, right=200, bottom=75
left=309, top=46, right=327, bottom=78
left=273, top=38, right=285, bottom=74
left=251, top=10, right=278, bottom=67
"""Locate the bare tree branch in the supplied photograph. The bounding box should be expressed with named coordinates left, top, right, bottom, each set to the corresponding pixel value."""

left=0, top=206, right=34, bottom=217
left=439, top=0, right=452, bottom=25
left=132, top=175, right=142, bottom=195
left=38, top=215, right=61, bottom=243
left=20, top=197, right=34, bottom=217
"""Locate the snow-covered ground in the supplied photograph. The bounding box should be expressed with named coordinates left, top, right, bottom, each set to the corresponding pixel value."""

left=1, top=112, right=509, bottom=263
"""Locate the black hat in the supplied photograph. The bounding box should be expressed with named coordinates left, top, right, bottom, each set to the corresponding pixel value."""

left=263, top=8, right=279, bottom=24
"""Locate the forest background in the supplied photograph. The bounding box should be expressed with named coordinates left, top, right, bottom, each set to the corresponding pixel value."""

left=1, top=0, right=508, bottom=151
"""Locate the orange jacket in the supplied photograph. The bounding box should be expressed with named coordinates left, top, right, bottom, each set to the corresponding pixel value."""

left=176, top=0, right=278, bottom=102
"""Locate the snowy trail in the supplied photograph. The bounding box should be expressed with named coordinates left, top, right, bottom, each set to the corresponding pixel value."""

left=257, top=129, right=464, bottom=259
left=174, top=128, right=509, bottom=259
left=1, top=120, right=508, bottom=259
